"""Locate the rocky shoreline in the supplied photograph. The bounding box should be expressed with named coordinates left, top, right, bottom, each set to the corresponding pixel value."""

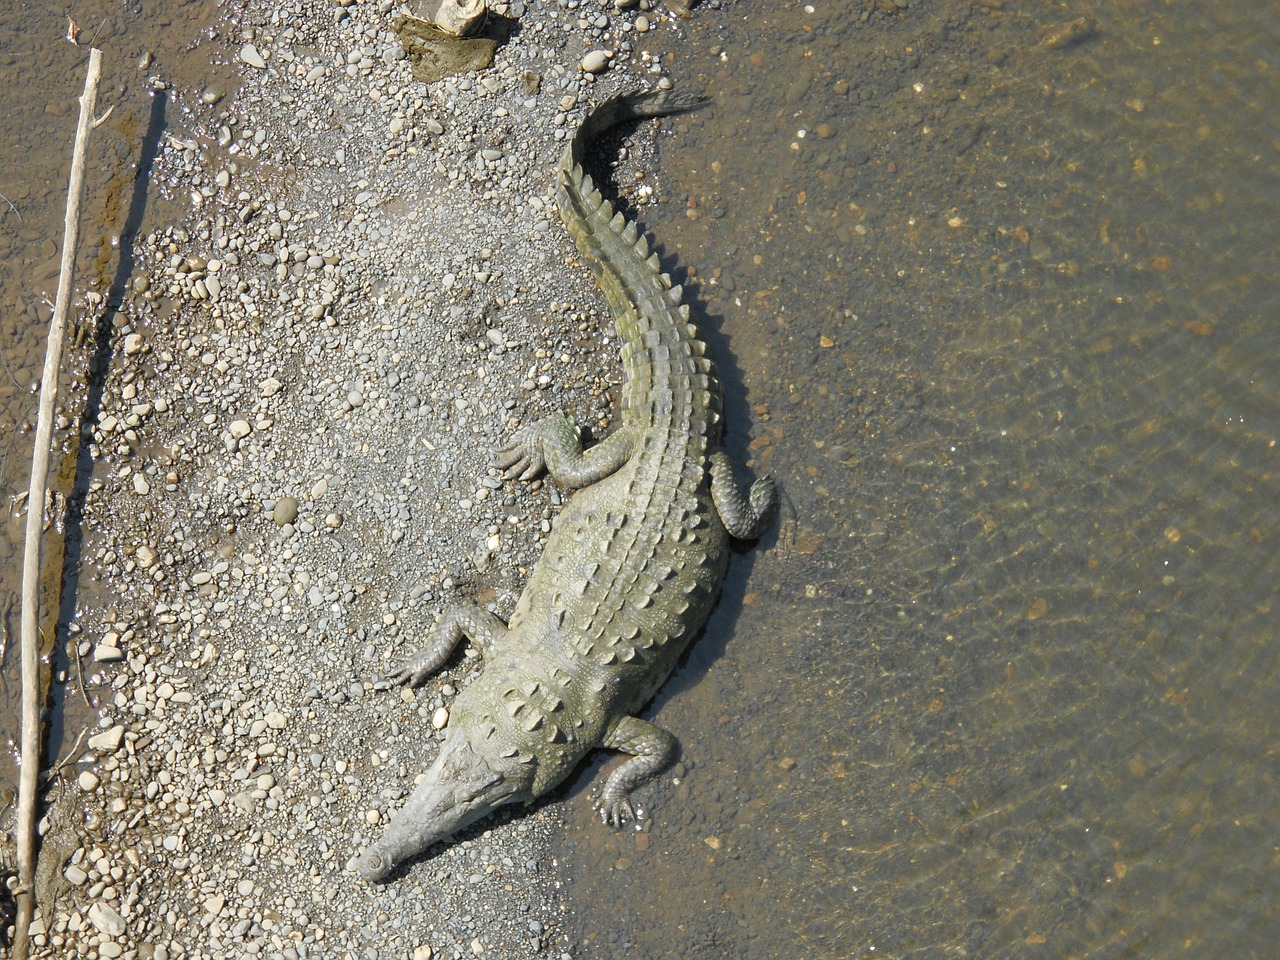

left=32, top=1, right=711, bottom=956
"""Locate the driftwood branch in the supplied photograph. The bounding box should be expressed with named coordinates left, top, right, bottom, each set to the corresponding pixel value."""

left=13, top=46, right=103, bottom=960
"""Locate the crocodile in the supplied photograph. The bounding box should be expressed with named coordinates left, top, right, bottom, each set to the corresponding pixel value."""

left=357, top=90, right=777, bottom=881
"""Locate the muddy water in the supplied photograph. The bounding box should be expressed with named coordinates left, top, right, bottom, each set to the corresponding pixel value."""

left=0, top=0, right=233, bottom=812
left=558, top=2, right=1279, bottom=958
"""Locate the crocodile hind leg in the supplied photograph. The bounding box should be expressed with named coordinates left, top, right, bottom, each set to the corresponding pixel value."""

left=386, top=604, right=507, bottom=687
left=494, top=414, right=636, bottom=488
left=709, top=451, right=778, bottom=540
left=597, top=715, right=678, bottom=827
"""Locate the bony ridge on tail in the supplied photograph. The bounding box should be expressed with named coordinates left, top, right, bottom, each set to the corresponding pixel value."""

left=357, top=90, right=777, bottom=882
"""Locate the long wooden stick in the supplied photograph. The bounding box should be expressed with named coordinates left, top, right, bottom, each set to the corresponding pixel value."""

left=13, top=47, right=103, bottom=959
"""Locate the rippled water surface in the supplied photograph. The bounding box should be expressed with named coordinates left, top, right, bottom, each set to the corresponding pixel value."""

left=558, top=2, right=1279, bottom=957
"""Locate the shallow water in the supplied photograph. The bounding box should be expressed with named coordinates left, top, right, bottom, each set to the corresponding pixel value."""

left=557, top=2, right=1279, bottom=957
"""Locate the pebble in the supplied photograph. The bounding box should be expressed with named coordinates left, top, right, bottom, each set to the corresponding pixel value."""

left=432, top=707, right=450, bottom=729
left=273, top=496, right=300, bottom=526
left=581, top=50, right=611, bottom=74
left=229, top=419, right=253, bottom=440
left=240, top=43, right=267, bottom=69
left=77, top=771, right=100, bottom=792
left=88, top=725, right=126, bottom=753
left=89, top=901, right=127, bottom=937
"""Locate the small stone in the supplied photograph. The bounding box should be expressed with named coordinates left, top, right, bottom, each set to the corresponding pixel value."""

left=132, top=473, right=150, bottom=495
left=581, top=50, right=611, bottom=74
left=260, top=377, right=284, bottom=398
left=229, top=419, right=252, bottom=440
left=89, top=901, right=127, bottom=937
left=324, top=512, right=344, bottom=529
left=635, top=14, right=649, bottom=31
left=432, top=707, right=449, bottom=730
left=136, top=545, right=158, bottom=569
left=88, top=725, right=125, bottom=753
left=273, top=497, right=300, bottom=526
left=123, top=333, right=144, bottom=355
left=240, top=43, right=267, bottom=69
left=310, top=478, right=329, bottom=500
left=94, top=645, right=125, bottom=663
left=64, top=864, right=89, bottom=885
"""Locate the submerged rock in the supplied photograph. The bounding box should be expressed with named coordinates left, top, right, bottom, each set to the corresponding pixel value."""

left=394, top=15, right=497, bottom=83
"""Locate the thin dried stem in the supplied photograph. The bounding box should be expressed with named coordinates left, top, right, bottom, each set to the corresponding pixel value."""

left=14, top=47, right=103, bottom=960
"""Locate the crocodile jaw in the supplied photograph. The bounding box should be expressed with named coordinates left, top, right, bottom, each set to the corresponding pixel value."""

left=357, top=735, right=525, bottom=882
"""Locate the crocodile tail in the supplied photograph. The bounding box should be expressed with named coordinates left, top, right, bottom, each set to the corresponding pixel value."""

left=556, top=90, right=722, bottom=437
left=561, top=90, right=709, bottom=172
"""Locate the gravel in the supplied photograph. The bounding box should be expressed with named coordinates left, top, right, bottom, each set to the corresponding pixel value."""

left=33, top=0, right=696, bottom=957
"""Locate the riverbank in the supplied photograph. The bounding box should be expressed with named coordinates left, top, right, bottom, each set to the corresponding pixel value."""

left=31, top=1, right=705, bottom=956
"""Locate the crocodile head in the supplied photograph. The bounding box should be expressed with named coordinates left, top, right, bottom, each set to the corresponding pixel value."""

left=357, top=729, right=532, bottom=881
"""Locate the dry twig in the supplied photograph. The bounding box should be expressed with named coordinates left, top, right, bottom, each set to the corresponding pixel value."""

left=14, top=47, right=103, bottom=960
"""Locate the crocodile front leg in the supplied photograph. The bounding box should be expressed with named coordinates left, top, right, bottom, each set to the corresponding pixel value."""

left=597, top=715, right=678, bottom=827
left=709, top=451, right=778, bottom=540
left=386, top=604, right=508, bottom=687
left=494, top=414, right=636, bottom=488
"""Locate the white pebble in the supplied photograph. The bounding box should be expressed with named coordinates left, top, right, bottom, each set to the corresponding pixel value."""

left=581, top=50, right=611, bottom=74
left=240, top=43, right=267, bottom=69
left=88, top=725, right=125, bottom=753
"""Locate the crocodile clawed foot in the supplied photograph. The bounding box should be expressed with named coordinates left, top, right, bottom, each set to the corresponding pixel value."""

left=596, top=790, right=637, bottom=829
left=385, top=651, right=439, bottom=689
left=492, top=427, right=546, bottom=482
